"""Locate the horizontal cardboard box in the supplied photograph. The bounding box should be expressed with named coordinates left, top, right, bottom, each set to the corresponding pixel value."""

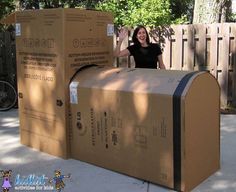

left=70, top=66, right=220, bottom=191
left=10, top=8, right=114, bottom=158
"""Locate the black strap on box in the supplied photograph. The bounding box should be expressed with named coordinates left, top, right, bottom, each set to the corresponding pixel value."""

left=173, top=71, right=199, bottom=191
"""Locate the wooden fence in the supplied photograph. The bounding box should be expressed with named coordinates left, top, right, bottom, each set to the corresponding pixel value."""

left=0, top=31, right=16, bottom=78
left=114, top=23, right=236, bottom=108
left=1, top=23, right=236, bottom=108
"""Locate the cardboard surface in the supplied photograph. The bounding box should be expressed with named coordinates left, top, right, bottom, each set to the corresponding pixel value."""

left=14, top=8, right=113, bottom=158
left=182, top=73, right=220, bottom=191
left=70, top=66, right=220, bottom=191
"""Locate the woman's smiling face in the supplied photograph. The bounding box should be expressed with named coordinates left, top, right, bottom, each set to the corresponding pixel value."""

left=136, top=28, right=147, bottom=46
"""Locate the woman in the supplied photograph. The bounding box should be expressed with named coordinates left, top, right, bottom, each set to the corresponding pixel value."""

left=114, top=25, right=166, bottom=69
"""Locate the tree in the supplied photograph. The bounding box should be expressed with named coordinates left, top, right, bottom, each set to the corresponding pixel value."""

left=96, top=0, right=172, bottom=27
left=12, top=0, right=193, bottom=26
left=17, top=0, right=101, bottom=9
left=193, top=0, right=231, bottom=23
left=170, top=0, right=194, bottom=23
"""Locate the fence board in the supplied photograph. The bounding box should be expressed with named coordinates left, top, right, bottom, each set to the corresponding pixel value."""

left=172, top=25, right=183, bottom=70
left=209, top=24, right=218, bottom=77
left=230, top=25, right=236, bottom=106
left=162, top=30, right=171, bottom=69
left=0, top=58, right=3, bottom=74
left=5, top=32, right=11, bottom=74
left=113, top=32, right=117, bottom=67
left=0, top=32, right=6, bottom=75
left=0, top=31, right=16, bottom=78
left=194, top=24, right=207, bottom=71
left=234, top=56, right=236, bottom=106
left=221, top=24, right=230, bottom=107
left=185, top=25, right=194, bottom=71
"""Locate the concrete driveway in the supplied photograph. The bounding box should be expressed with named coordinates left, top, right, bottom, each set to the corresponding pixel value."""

left=0, top=109, right=236, bottom=192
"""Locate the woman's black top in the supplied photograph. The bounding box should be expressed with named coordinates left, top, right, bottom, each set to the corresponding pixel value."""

left=127, top=43, right=162, bottom=69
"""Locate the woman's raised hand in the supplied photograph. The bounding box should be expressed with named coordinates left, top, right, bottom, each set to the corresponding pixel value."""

left=118, top=27, right=128, bottom=41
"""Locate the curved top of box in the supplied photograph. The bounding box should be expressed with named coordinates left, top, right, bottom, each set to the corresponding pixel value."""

left=70, top=65, right=219, bottom=96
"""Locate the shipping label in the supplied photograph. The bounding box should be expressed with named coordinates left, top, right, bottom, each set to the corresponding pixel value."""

left=107, top=24, right=114, bottom=36
left=15, top=23, right=21, bottom=36
left=69, top=82, right=79, bottom=104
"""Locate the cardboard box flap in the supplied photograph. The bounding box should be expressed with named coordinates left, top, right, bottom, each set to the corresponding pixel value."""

left=0, top=12, right=16, bottom=24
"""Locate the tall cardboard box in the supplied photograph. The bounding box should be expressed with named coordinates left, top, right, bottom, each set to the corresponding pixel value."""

left=14, top=9, right=114, bottom=158
left=70, top=66, right=220, bottom=192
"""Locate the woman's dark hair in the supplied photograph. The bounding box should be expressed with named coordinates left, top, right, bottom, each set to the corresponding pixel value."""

left=132, top=25, right=150, bottom=45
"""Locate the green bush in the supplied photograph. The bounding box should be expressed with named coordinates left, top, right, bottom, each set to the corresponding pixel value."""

left=0, top=0, right=15, bottom=31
